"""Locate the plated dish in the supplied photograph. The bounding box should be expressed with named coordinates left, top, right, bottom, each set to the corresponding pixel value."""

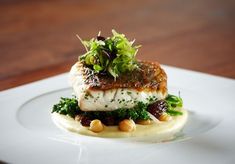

left=51, top=30, right=188, bottom=137
left=1, top=64, right=234, bottom=164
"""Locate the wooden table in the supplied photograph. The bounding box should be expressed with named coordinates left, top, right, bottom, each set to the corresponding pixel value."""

left=0, top=0, right=235, bottom=91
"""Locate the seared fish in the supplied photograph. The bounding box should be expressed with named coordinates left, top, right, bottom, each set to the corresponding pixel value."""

left=69, top=61, right=167, bottom=111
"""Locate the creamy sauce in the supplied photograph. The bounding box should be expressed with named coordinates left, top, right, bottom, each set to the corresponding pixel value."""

left=51, top=109, right=188, bottom=138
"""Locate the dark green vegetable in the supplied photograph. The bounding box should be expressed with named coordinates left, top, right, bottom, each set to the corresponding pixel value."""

left=116, top=102, right=150, bottom=120
left=166, top=109, right=183, bottom=116
left=83, top=102, right=150, bottom=122
left=166, top=94, right=183, bottom=107
left=165, top=94, right=183, bottom=116
left=52, top=97, right=81, bottom=118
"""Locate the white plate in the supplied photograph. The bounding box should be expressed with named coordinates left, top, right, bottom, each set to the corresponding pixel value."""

left=0, top=65, right=235, bottom=164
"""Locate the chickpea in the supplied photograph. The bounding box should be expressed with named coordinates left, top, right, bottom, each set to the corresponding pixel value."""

left=136, top=119, right=152, bottom=125
left=75, top=115, right=81, bottom=122
left=89, top=119, right=104, bottom=133
left=119, top=119, right=136, bottom=132
left=159, top=113, right=172, bottom=122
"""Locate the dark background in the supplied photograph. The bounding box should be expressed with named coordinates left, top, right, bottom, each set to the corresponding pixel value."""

left=0, top=0, right=235, bottom=90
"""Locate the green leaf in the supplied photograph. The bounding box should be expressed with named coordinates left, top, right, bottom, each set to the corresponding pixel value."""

left=166, top=94, right=183, bottom=107
left=77, top=29, right=141, bottom=79
left=165, top=94, right=183, bottom=116
left=52, top=97, right=81, bottom=118
left=93, top=64, right=103, bottom=72
left=166, top=110, right=183, bottom=116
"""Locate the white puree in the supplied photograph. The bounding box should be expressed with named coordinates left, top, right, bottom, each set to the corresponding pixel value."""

left=51, top=109, right=188, bottom=138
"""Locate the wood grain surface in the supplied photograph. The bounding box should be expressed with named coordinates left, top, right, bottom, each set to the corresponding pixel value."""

left=0, top=0, right=235, bottom=91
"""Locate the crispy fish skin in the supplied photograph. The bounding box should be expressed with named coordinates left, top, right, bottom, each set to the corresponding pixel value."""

left=69, top=61, right=167, bottom=111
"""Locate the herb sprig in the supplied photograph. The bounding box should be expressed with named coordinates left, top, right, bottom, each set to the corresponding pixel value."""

left=78, top=30, right=141, bottom=79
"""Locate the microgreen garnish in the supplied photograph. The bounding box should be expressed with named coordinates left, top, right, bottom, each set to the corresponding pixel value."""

left=77, top=29, right=141, bottom=79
